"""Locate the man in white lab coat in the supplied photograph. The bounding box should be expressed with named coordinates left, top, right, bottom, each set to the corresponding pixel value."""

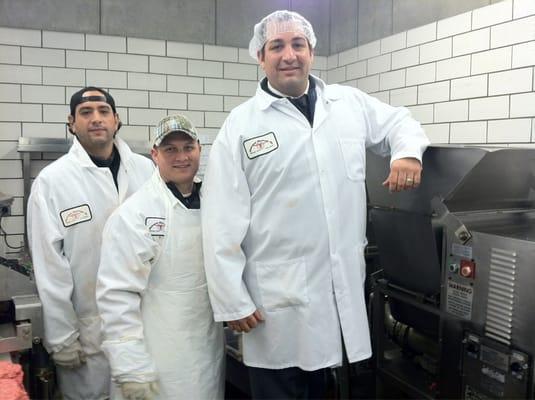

left=201, top=10, right=431, bottom=399
left=97, top=114, right=225, bottom=400
left=27, top=87, right=154, bottom=399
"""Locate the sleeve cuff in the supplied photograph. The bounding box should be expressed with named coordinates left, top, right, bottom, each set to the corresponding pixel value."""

left=213, top=304, right=258, bottom=322
left=101, top=338, right=157, bottom=383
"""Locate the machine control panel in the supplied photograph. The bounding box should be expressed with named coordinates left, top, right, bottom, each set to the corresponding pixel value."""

left=460, top=259, right=476, bottom=278
left=462, top=332, right=531, bottom=399
left=445, top=251, right=476, bottom=319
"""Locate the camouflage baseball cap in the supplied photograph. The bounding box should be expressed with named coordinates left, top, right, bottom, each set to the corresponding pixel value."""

left=153, top=114, right=199, bottom=146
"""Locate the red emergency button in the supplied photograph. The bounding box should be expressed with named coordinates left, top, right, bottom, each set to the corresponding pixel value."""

left=460, top=260, right=476, bottom=278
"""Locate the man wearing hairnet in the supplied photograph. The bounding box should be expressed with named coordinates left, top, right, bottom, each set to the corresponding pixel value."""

left=201, top=10, right=430, bottom=399
left=97, top=115, right=225, bottom=400
left=27, top=87, right=154, bottom=399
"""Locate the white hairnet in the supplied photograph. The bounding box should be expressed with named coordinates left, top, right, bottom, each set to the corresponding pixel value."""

left=248, top=10, right=317, bottom=59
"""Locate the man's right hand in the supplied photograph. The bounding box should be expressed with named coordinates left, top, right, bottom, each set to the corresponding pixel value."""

left=52, top=340, right=86, bottom=368
left=227, top=309, right=265, bottom=333
left=121, top=381, right=159, bottom=400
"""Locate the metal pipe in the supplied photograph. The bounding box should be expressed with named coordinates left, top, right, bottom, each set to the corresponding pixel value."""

left=384, top=303, right=439, bottom=359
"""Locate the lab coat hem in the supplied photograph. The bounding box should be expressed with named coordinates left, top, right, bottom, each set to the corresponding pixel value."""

left=347, top=351, right=373, bottom=364
left=243, top=357, right=343, bottom=371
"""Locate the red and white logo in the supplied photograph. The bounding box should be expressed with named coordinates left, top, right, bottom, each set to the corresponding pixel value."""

left=243, top=132, right=279, bottom=159
left=145, top=217, right=166, bottom=236
left=60, top=204, right=92, bottom=227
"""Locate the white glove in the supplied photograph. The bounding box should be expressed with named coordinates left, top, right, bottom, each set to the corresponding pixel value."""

left=121, top=382, right=159, bottom=400
left=52, top=340, right=86, bottom=368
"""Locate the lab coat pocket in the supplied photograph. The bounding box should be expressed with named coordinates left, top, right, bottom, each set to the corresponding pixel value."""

left=339, top=138, right=365, bottom=181
left=255, top=257, right=309, bottom=311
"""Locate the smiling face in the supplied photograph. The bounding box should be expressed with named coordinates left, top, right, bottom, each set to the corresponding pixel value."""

left=151, top=132, right=201, bottom=193
left=259, top=28, right=314, bottom=98
left=67, top=90, right=119, bottom=158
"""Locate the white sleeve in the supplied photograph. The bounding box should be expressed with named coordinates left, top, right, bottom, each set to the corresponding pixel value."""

left=201, top=122, right=257, bottom=322
left=97, top=209, right=158, bottom=383
left=356, top=89, right=430, bottom=163
left=27, top=181, right=78, bottom=353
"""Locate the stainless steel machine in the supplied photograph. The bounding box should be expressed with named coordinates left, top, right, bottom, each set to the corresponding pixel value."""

left=0, top=191, right=53, bottom=398
left=366, top=146, right=535, bottom=399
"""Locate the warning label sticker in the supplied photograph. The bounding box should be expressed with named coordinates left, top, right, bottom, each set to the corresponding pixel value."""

left=446, top=280, right=473, bottom=319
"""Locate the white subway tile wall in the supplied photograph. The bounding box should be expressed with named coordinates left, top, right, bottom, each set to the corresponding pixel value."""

left=390, top=87, right=417, bottom=107
left=0, top=84, right=21, bottom=102
left=381, top=32, right=406, bottom=54
left=0, top=0, right=534, bottom=246
left=472, top=0, right=512, bottom=29
left=0, top=45, right=21, bottom=64
left=453, top=28, right=490, bottom=56
left=329, top=0, right=535, bottom=150
left=514, top=0, right=535, bottom=19
left=358, top=40, right=381, bottom=61
left=0, top=28, right=328, bottom=248
left=407, top=23, right=437, bottom=47
left=437, top=12, right=472, bottom=39
left=367, top=54, right=391, bottom=75
left=418, top=81, right=450, bottom=104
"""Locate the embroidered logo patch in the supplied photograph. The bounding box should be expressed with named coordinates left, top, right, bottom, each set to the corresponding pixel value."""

left=60, top=204, right=92, bottom=227
left=145, top=217, right=166, bottom=236
left=243, top=132, right=279, bottom=159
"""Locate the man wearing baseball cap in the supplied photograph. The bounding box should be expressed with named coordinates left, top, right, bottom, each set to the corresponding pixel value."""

left=97, top=115, right=224, bottom=400
left=27, top=86, right=154, bottom=399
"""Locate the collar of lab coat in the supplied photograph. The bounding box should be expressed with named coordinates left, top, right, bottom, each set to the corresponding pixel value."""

left=151, top=168, right=193, bottom=211
left=69, top=136, right=134, bottom=168
left=255, top=74, right=342, bottom=111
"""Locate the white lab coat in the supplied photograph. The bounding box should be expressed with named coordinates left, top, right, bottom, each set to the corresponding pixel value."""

left=27, top=137, right=153, bottom=399
left=97, top=170, right=225, bottom=399
left=202, top=76, right=430, bottom=370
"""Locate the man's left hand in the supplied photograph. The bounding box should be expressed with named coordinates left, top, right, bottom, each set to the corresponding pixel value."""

left=382, top=157, right=422, bottom=192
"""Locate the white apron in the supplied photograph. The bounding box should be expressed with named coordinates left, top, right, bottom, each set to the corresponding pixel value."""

left=140, top=201, right=224, bottom=399
left=57, top=353, right=110, bottom=400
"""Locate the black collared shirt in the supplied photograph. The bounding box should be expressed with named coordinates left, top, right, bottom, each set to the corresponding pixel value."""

left=166, top=181, right=202, bottom=209
left=90, top=146, right=121, bottom=190
left=261, top=77, right=317, bottom=126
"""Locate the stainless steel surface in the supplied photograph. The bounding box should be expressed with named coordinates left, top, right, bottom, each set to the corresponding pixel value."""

left=0, top=262, right=36, bottom=302
left=367, top=146, right=487, bottom=214
left=13, top=294, right=43, bottom=340
left=17, top=137, right=152, bottom=155
left=470, top=228, right=535, bottom=351
left=461, top=332, right=531, bottom=399
left=0, top=321, right=32, bottom=353
left=225, top=327, right=243, bottom=361
left=366, top=146, right=535, bottom=214
left=367, top=145, right=535, bottom=399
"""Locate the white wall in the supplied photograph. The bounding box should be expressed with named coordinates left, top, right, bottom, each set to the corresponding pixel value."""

left=326, top=0, right=535, bottom=146
left=0, top=26, right=328, bottom=251
left=1, top=0, right=534, bottom=250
